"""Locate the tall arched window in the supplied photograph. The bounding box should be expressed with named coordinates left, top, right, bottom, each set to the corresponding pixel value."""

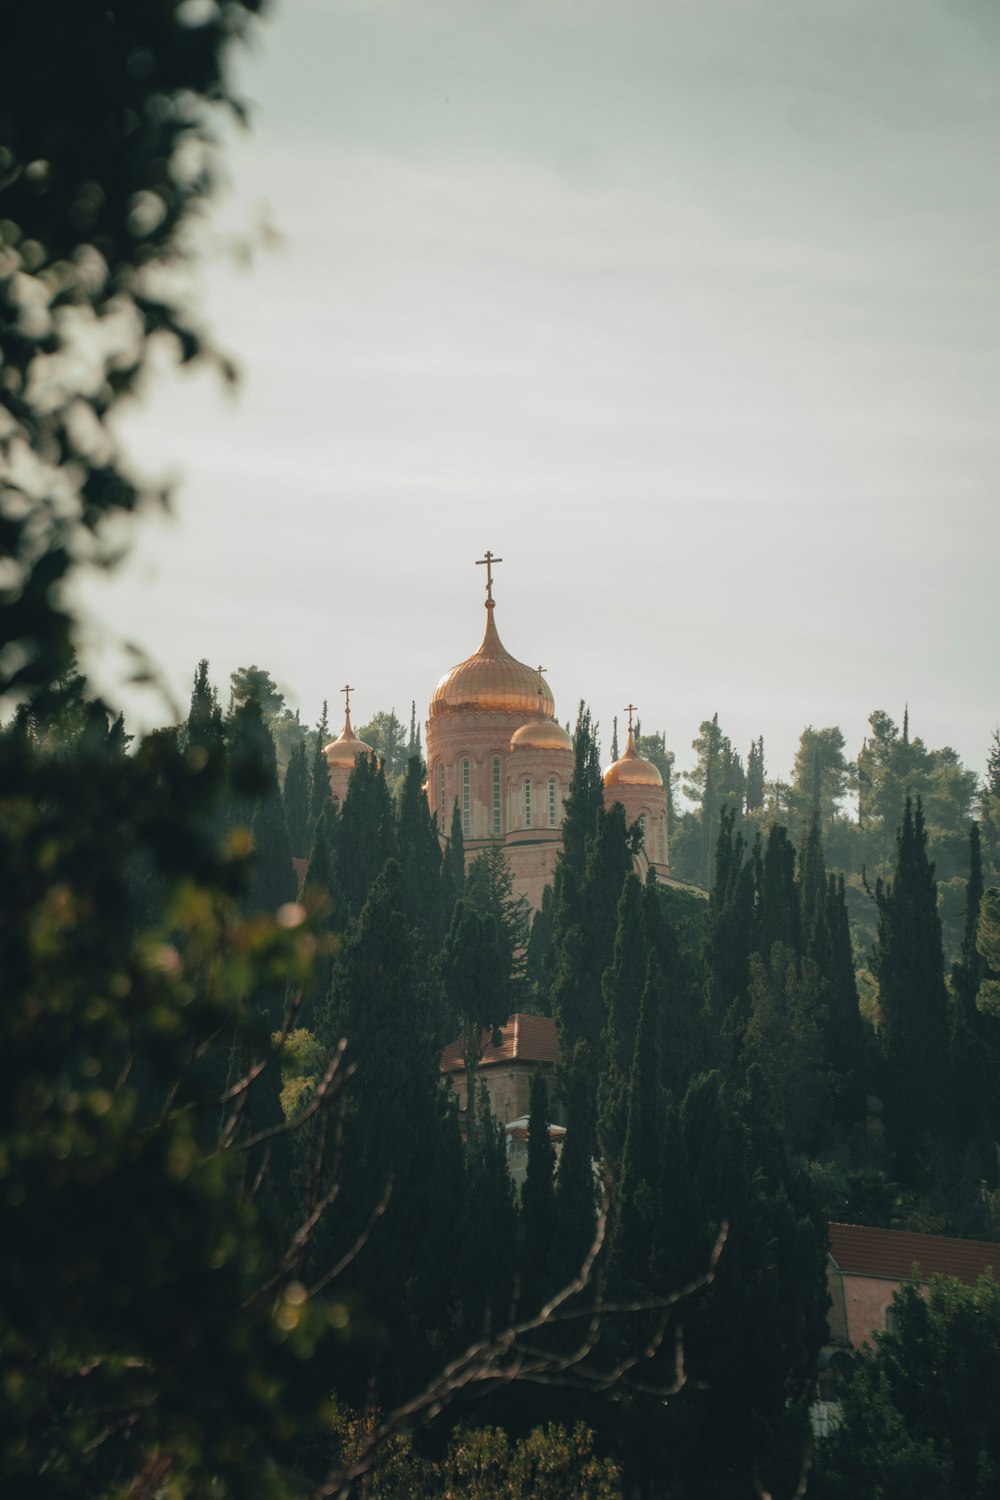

left=548, top=777, right=557, bottom=828
left=438, top=764, right=446, bottom=831
left=523, top=779, right=532, bottom=829
left=492, top=757, right=502, bottom=835
left=638, top=813, right=647, bottom=850
left=462, top=759, right=471, bottom=837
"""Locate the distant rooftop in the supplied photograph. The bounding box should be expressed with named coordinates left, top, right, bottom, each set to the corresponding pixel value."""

left=829, top=1221, right=999, bottom=1285
left=440, top=1013, right=560, bottom=1073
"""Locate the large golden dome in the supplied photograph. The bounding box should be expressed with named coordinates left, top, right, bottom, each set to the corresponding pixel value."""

left=324, top=708, right=375, bottom=771
left=430, top=602, right=556, bottom=719
left=603, top=730, right=663, bottom=788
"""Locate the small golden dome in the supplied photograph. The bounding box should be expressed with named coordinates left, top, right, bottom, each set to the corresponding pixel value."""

left=510, top=714, right=573, bottom=753
left=323, top=707, right=375, bottom=771
left=430, top=602, right=556, bottom=719
left=603, top=730, right=663, bottom=788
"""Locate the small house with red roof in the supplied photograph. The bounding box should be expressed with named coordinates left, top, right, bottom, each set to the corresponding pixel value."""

left=440, top=1012, right=562, bottom=1129
left=827, top=1221, right=998, bottom=1349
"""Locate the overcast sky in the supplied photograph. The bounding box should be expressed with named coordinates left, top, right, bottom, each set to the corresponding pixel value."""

left=75, top=0, right=1000, bottom=785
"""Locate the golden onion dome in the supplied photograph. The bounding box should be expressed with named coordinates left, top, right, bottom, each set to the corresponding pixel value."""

left=510, top=712, right=573, bottom=754
left=603, top=730, right=663, bottom=789
left=323, top=707, right=375, bottom=771
left=430, top=601, right=556, bottom=719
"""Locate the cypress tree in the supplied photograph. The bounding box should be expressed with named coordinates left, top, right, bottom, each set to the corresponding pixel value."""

left=458, top=1091, right=518, bottom=1339
left=873, top=797, right=951, bottom=1176
left=439, top=900, right=508, bottom=1140
left=745, top=735, right=765, bottom=814
left=282, top=737, right=310, bottom=860
left=948, top=822, right=999, bottom=1177
left=607, top=957, right=662, bottom=1293
left=520, top=1072, right=556, bottom=1308
left=313, top=861, right=457, bottom=1402
left=824, top=871, right=866, bottom=1133
left=550, top=1039, right=598, bottom=1287
left=703, top=808, right=757, bottom=1063
left=597, top=872, right=648, bottom=1167
left=333, top=748, right=396, bottom=925
left=756, top=823, right=800, bottom=958
left=441, top=799, right=465, bottom=920
left=308, top=698, right=330, bottom=832
left=397, top=754, right=444, bottom=953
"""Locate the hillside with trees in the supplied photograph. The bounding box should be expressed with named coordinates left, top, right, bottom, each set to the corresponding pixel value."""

left=3, top=3, right=999, bottom=1495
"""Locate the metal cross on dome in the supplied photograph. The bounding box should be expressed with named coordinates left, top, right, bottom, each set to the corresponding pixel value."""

left=341, top=683, right=353, bottom=717
left=475, top=549, right=503, bottom=603
left=624, top=703, right=638, bottom=737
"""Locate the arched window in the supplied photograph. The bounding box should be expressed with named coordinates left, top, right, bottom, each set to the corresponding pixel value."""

left=638, top=813, right=647, bottom=850
left=462, top=759, right=471, bottom=837
left=548, top=777, right=557, bottom=828
left=523, top=779, right=532, bottom=829
left=492, top=757, right=502, bottom=835
left=438, top=764, right=446, bottom=831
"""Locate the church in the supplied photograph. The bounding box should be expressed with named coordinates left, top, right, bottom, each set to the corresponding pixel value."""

left=324, top=551, right=670, bottom=911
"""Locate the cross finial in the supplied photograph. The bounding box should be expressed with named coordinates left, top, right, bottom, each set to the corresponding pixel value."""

left=624, top=703, right=638, bottom=737
left=475, top=549, right=503, bottom=605
left=535, top=665, right=547, bottom=709
left=341, top=683, right=354, bottom=726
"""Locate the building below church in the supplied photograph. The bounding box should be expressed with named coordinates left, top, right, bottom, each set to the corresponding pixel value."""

left=324, top=553, right=673, bottom=911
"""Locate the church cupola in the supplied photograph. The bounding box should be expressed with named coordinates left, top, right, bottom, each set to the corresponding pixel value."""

left=602, top=704, right=669, bottom=874
left=323, top=684, right=374, bottom=805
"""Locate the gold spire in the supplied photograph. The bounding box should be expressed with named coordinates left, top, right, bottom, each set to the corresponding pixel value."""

left=429, top=560, right=555, bottom=719
left=324, top=684, right=374, bottom=770
left=603, top=703, right=663, bottom=787
left=476, top=549, right=503, bottom=606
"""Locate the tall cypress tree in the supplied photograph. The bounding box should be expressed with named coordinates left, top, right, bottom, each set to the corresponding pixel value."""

left=703, top=808, right=757, bottom=1065
left=745, top=735, right=765, bottom=814
left=397, top=754, right=444, bottom=953
left=440, top=799, right=465, bottom=921
left=282, top=737, right=310, bottom=860
left=312, top=861, right=458, bottom=1403
left=308, top=699, right=330, bottom=833
left=873, top=797, right=951, bottom=1176
left=457, top=1092, right=518, bottom=1339
left=597, top=873, right=648, bottom=1167
left=520, top=1072, right=556, bottom=1309
left=756, top=823, right=800, bottom=958
left=333, top=748, right=396, bottom=925
left=607, top=957, right=662, bottom=1294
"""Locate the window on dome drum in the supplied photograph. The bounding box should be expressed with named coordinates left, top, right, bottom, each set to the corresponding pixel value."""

left=524, top=779, right=532, bottom=829
left=462, top=759, right=471, bottom=837
left=492, top=758, right=502, bottom=835
left=660, top=814, right=666, bottom=861
left=439, top=764, right=445, bottom=831
left=638, top=813, right=647, bottom=850
left=548, top=777, right=556, bottom=828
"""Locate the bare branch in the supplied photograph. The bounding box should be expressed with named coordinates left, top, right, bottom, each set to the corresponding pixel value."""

left=312, top=1213, right=728, bottom=1499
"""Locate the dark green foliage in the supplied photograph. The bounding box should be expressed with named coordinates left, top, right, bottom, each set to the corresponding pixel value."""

left=745, top=735, right=765, bottom=814
left=397, top=755, right=445, bottom=954
left=440, top=900, right=509, bottom=1138
left=458, top=1093, right=518, bottom=1339
left=309, top=698, right=331, bottom=829
left=314, top=862, right=459, bottom=1402
left=756, top=823, right=801, bottom=956
left=873, top=797, right=951, bottom=1177
left=606, top=959, right=662, bottom=1292
left=520, top=1074, right=557, bottom=1306
left=441, top=798, right=466, bottom=918
left=333, top=748, right=397, bottom=924
left=550, top=1040, right=598, bottom=1286
left=650, top=1071, right=828, bottom=1500
left=283, top=737, right=311, bottom=859
left=814, top=1275, right=1000, bottom=1500
left=597, top=873, right=648, bottom=1166
left=702, top=808, right=757, bottom=1059
left=681, top=714, right=745, bottom=888
left=465, top=842, right=531, bottom=996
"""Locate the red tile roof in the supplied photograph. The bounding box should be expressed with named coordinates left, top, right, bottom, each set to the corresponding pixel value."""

left=440, top=1013, right=560, bottom=1073
left=828, top=1221, right=999, bottom=1286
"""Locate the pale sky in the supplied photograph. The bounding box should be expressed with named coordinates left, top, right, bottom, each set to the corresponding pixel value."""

left=75, top=0, right=1000, bottom=787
